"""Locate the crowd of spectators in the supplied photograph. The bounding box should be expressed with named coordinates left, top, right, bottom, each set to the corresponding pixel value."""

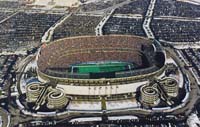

left=51, top=50, right=142, bottom=70
left=115, top=0, right=150, bottom=15
left=38, top=36, right=151, bottom=72
left=151, top=19, right=200, bottom=42
left=0, top=12, right=63, bottom=51
left=103, top=17, right=146, bottom=37
left=52, top=15, right=102, bottom=40
left=154, top=0, right=200, bottom=18
left=80, top=0, right=125, bottom=12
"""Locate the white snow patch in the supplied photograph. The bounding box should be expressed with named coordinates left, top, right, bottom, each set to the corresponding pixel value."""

left=187, top=114, right=200, bottom=127
left=67, top=101, right=101, bottom=111
left=177, top=0, right=200, bottom=5
left=106, top=99, right=139, bottom=110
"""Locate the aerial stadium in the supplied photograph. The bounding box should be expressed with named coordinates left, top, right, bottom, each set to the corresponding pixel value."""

left=37, top=35, right=165, bottom=80
left=1, top=0, right=200, bottom=126
left=26, top=35, right=171, bottom=110
left=18, top=34, right=187, bottom=120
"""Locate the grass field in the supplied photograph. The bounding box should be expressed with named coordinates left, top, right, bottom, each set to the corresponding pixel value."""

left=70, top=62, right=135, bottom=74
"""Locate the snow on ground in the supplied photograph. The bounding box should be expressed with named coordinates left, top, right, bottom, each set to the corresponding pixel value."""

left=67, top=101, right=101, bottom=111
left=190, top=0, right=200, bottom=1
left=108, top=115, right=138, bottom=120
left=174, top=44, right=200, bottom=50
left=84, top=0, right=114, bottom=4
left=106, top=99, right=139, bottom=110
left=176, top=69, right=184, bottom=88
left=31, top=0, right=80, bottom=7
left=69, top=117, right=102, bottom=122
left=178, top=0, right=200, bottom=5
left=165, top=57, right=177, bottom=66
left=187, top=114, right=200, bottom=127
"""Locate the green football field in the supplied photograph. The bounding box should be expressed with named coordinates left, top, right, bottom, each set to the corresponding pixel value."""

left=70, top=62, right=135, bottom=74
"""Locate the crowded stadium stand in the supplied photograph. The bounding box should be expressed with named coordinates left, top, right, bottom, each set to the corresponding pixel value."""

left=0, top=12, right=63, bottom=51
left=154, top=0, right=200, bottom=18
left=37, top=35, right=164, bottom=80
left=151, top=19, right=200, bottom=42
left=52, top=15, right=102, bottom=40
left=103, top=17, right=146, bottom=36
left=38, top=35, right=150, bottom=72
left=114, top=0, right=150, bottom=15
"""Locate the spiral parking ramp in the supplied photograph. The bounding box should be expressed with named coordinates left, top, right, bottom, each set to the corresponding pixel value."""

left=47, top=89, right=68, bottom=110
left=160, top=78, right=179, bottom=97
left=26, top=83, right=42, bottom=103
left=140, top=85, right=160, bottom=107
